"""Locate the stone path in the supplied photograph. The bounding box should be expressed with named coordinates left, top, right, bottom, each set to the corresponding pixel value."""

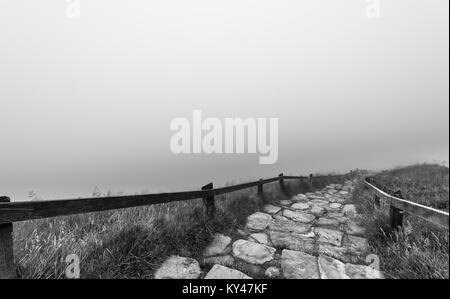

left=155, top=179, right=383, bottom=279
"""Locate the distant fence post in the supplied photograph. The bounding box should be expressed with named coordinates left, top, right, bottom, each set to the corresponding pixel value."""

left=0, top=196, right=16, bottom=279
left=201, top=183, right=215, bottom=218
left=278, top=173, right=285, bottom=189
left=257, top=179, right=263, bottom=197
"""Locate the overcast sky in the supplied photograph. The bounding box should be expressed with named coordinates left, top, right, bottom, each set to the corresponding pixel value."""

left=1, top=0, right=448, bottom=201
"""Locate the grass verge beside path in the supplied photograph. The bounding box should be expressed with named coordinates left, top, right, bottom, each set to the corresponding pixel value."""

left=353, top=164, right=449, bottom=279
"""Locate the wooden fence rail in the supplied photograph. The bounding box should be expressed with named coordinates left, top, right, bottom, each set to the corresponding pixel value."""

left=0, top=173, right=316, bottom=278
left=363, top=179, right=449, bottom=230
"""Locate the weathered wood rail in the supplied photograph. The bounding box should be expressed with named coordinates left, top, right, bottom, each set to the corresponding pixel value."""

left=1, top=173, right=325, bottom=278
left=363, top=179, right=449, bottom=230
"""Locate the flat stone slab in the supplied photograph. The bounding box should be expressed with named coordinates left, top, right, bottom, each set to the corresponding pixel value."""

left=203, top=234, right=232, bottom=257
left=204, top=264, right=252, bottom=279
left=203, top=255, right=235, bottom=267
left=309, top=199, right=329, bottom=206
left=327, top=189, right=338, bottom=195
left=248, top=233, right=270, bottom=245
left=318, top=255, right=349, bottom=279
left=344, top=235, right=369, bottom=254
left=291, top=203, right=309, bottom=210
left=283, top=210, right=315, bottom=223
left=315, top=228, right=344, bottom=246
left=269, top=215, right=311, bottom=234
left=263, top=204, right=282, bottom=214
left=232, top=239, right=276, bottom=265
left=344, top=220, right=365, bottom=236
left=310, top=206, right=326, bottom=216
left=154, top=256, right=201, bottom=279
left=246, top=212, right=272, bottom=232
left=327, top=203, right=342, bottom=210
left=292, top=194, right=307, bottom=202
left=327, top=212, right=348, bottom=224
left=269, top=230, right=316, bottom=254
left=345, top=263, right=383, bottom=279
left=280, top=199, right=292, bottom=206
left=317, top=217, right=340, bottom=228
left=318, top=244, right=349, bottom=262
left=281, top=250, right=320, bottom=279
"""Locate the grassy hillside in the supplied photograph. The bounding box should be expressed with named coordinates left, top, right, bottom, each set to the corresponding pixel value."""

left=353, top=164, right=449, bottom=279
left=368, top=164, right=449, bottom=211
left=13, top=174, right=355, bottom=279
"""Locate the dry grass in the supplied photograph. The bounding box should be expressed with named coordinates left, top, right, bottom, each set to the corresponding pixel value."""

left=352, top=164, right=449, bottom=279
left=14, top=173, right=355, bottom=279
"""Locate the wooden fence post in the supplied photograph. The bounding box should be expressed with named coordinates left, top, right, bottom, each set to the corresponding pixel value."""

left=390, top=190, right=404, bottom=229
left=0, top=196, right=16, bottom=279
left=257, top=179, right=263, bottom=197
left=390, top=205, right=404, bottom=229
left=201, top=183, right=215, bottom=218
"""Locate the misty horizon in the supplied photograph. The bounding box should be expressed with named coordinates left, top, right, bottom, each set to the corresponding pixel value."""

left=1, top=1, right=449, bottom=202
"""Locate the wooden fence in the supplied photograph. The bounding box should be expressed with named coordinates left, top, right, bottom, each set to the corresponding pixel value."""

left=2, top=173, right=446, bottom=279
left=0, top=173, right=317, bottom=279
left=363, top=179, right=449, bottom=230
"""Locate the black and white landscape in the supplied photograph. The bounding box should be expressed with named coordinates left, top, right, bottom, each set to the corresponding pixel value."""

left=0, top=1, right=448, bottom=281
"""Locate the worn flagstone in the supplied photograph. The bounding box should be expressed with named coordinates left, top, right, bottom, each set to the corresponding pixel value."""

left=203, top=255, right=235, bottom=267
left=246, top=212, right=272, bottom=232
left=263, top=204, right=282, bottom=214
left=281, top=250, right=320, bottom=279
left=203, top=234, right=232, bottom=257
left=317, top=217, right=340, bottom=228
left=315, top=227, right=344, bottom=246
left=269, top=215, right=312, bottom=234
left=204, top=264, right=252, bottom=279
left=248, top=233, right=270, bottom=245
left=291, top=203, right=309, bottom=210
left=344, top=220, right=365, bottom=236
left=318, top=254, right=349, bottom=279
left=269, top=230, right=316, bottom=254
left=155, top=256, right=201, bottom=279
left=344, top=235, right=369, bottom=254
left=232, top=239, right=276, bottom=265
left=283, top=210, right=315, bottom=223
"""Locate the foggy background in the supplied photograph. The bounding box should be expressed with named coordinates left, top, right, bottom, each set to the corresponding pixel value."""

left=1, top=0, right=448, bottom=201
